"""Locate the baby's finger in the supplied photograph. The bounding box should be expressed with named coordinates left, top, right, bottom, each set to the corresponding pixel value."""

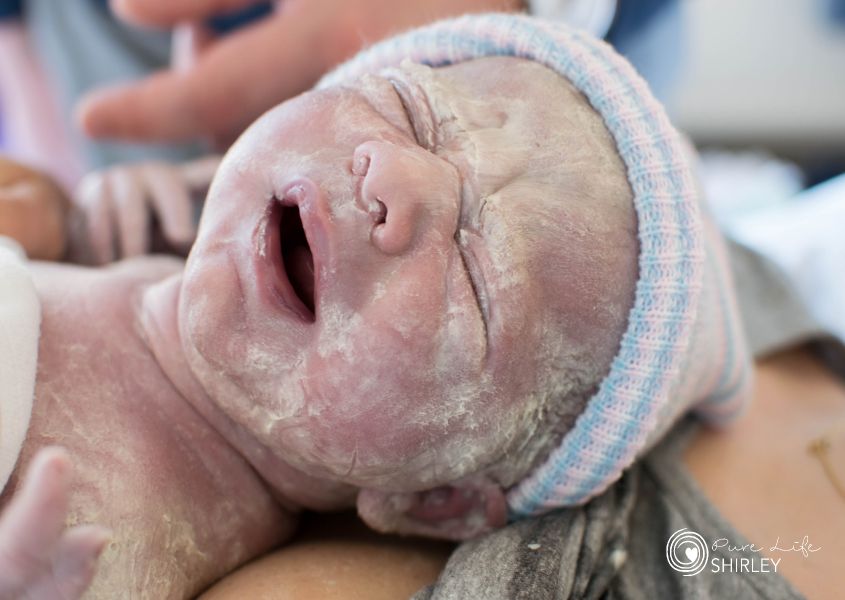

left=0, top=448, right=71, bottom=594
left=24, top=525, right=110, bottom=600
left=109, top=167, right=150, bottom=258
left=74, top=173, right=116, bottom=264
left=179, top=155, right=222, bottom=190
left=144, top=165, right=197, bottom=248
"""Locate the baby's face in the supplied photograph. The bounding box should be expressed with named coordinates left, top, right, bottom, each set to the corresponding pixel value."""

left=180, top=58, right=637, bottom=491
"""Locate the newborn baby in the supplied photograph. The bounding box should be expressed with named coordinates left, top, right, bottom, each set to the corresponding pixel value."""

left=0, top=15, right=751, bottom=599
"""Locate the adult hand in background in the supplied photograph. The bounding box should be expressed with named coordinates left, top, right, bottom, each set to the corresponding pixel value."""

left=0, top=448, right=110, bottom=600
left=0, top=157, right=70, bottom=261
left=78, top=0, right=522, bottom=146
left=71, top=155, right=220, bottom=265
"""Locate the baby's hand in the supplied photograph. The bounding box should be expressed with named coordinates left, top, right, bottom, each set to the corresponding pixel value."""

left=0, top=447, right=109, bottom=600
left=72, top=155, right=220, bottom=264
left=0, top=158, right=69, bottom=261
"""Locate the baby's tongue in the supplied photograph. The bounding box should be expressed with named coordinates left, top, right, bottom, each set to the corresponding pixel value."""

left=288, top=245, right=315, bottom=311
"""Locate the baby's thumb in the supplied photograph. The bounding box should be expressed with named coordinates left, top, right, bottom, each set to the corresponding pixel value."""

left=51, top=525, right=112, bottom=599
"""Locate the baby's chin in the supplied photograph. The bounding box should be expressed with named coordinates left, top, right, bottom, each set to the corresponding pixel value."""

left=270, top=405, right=531, bottom=494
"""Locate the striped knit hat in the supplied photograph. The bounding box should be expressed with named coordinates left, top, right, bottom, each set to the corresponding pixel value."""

left=320, top=13, right=752, bottom=519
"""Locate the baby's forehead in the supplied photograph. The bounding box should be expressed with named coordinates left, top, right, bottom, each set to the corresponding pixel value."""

left=398, top=56, right=603, bottom=137
left=390, top=58, right=627, bottom=197
left=402, top=57, right=633, bottom=241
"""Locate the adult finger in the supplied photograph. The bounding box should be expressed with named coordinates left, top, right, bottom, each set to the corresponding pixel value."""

left=110, top=0, right=264, bottom=28
left=179, top=155, right=222, bottom=189
left=78, top=9, right=327, bottom=143
left=78, top=71, right=199, bottom=142
left=109, top=167, right=150, bottom=258
left=0, top=448, right=71, bottom=594
left=143, top=164, right=196, bottom=247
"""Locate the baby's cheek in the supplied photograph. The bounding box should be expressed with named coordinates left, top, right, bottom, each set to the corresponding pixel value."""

left=292, top=341, right=443, bottom=484
left=438, top=263, right=487, bottom=377
left=180, top=254, right=296, bottom=422
left=311, top=328, right=433, bottom=424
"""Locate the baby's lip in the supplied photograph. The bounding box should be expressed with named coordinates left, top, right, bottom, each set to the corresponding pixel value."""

left=254, top=179, right=329, bottom=322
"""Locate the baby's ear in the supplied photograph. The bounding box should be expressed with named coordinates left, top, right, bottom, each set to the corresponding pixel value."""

left=356, top=476, right=507, bottom=541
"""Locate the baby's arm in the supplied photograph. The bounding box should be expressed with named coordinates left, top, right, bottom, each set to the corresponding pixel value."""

left=0, top=448, right=109, bottom=600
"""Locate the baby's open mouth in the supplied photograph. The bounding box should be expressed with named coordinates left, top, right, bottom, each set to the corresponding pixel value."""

left=262, top=198, right=317, bottom=322
left=279, top=204, right=315, bottom=316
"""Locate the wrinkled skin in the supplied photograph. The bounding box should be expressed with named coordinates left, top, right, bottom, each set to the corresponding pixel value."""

left=1, top=57, right=637, bottom=597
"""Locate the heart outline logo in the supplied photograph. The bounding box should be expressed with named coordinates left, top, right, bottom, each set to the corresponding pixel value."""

left=666, top=528, right=709, bottom=576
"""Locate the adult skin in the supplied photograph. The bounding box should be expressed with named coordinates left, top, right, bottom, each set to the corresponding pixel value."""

left=79, top=0, right=523, bottom=145
left=199, top=512, right=453, bottom=600
left=0, top=158, right=69, bottom=260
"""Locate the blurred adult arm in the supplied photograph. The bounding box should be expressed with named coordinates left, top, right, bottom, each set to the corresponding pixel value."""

left=78, top=0, right=523, bottom=146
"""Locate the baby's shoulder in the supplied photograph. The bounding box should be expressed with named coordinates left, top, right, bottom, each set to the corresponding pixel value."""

left=32, top=255, right=182, bottom=303
left=31, top=256, right=183, bottom=345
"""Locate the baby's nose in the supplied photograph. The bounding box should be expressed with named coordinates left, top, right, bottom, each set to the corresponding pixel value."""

left=353, top=141, right=459, bottom=255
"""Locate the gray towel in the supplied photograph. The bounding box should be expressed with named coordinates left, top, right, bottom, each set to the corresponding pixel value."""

left=413, top=421, right=803, bottom=600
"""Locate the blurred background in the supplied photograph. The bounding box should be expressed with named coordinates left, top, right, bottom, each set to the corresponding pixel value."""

left=1, top=0, right=843, bottom=271
left=668, top=0, right=845, bottom=203
left=650, top=0, right=845, bottom=358
left=670, top=0, right=845, bottom=172
left=2, top=0, right=843, bottom=188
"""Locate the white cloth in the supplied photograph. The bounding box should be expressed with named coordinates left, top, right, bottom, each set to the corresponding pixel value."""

left=726, top=173, right=845, bottom=344
left=0, top=236, right=39, bottom=492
